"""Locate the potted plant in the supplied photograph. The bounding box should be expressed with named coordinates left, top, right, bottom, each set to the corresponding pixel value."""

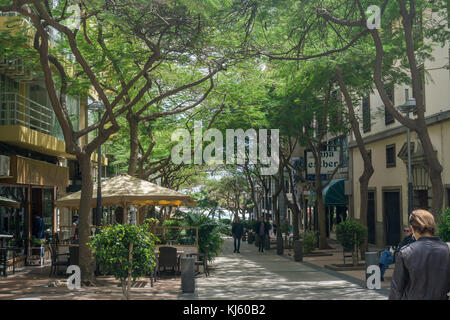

left=336, top=219, right=367, bottom=266
left=89, top=219, right=158, bottom=299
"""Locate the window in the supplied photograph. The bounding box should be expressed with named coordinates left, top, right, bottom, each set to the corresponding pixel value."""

left=385, top=87, right=395, bottom=125
left=362, top=96, right=371, bottom=133
left=386, top=144, right=396, bottom=168
left=367, top=150, right=372, bottom=164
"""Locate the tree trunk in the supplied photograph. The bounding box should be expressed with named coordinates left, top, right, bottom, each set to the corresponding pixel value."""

left=336, top=68, right=374, bottom=259
left=123, top=242, right=134, bottom=300
left=317, top=190, right=330, bottom=249
left=416, top=127, right=444, bottom=218
left=77, top=153, right=96, bottom=284
left=127, top=112, right=139, bottom=177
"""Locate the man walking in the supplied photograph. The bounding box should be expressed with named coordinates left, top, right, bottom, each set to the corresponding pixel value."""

left=255, top=216, right=270, bottom=253
left=232, top=216, right=244, bottom=253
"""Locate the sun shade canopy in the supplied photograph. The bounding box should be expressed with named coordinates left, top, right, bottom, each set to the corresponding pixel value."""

left=0, top=196, right=20, bottom=208
left=55, top=174, right=197, bottom=209
left=308, top=179, right=348, bottom=206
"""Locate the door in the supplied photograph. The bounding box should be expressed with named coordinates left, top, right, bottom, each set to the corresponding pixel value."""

left=384, top=191, right=401, bottom=246
left=367, top=191, right=376, bottom=244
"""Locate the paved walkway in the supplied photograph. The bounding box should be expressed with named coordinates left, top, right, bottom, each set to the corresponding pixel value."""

left=0, top=236, right=389, bottom=300
left=180, top=237, right=388, bottom=300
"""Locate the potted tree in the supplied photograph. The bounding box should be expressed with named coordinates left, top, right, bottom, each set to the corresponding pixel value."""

left=89, top=220, right=157, bottom=299
left=336, top=219, right=367, bottom=267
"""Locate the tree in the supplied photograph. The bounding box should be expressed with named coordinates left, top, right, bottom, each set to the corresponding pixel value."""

left=88, top=220, right=157, bottom=299
left=315, top=0, right=449, bottom=218
left=267, top=60, right=351, bottom=249
left=0, top=0, right=227, bottom=283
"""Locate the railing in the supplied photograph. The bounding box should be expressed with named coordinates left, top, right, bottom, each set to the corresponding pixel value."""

left=0, top=92, right=55, bottom=136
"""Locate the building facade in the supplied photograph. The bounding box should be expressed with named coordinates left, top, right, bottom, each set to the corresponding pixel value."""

left=0, top=12, right=108, bottom=266
left=348, top=35, right=450, bottom=247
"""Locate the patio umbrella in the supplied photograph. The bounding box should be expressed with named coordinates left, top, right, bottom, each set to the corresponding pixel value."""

left=0, top=196, right=20, bottom=208
left=55, top=173, right=197, bottom=209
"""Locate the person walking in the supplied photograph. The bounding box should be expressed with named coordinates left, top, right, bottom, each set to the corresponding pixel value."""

left=232, top=216, right=244, bottom=253
left=379, top=226, right=415, bottom=281
left=255, top=216, right=271, bottom=253
left=389, top=209, right=450, bottom=300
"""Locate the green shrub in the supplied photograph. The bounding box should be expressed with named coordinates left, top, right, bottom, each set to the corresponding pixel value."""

left=437, top=207, right=450, bottom=242
left=219, top=218, right=231, bottom=225
left=181, top=212, right=225, bottom=261
left=335, top=219, right=367, bottom=251
left=302, top=231, right=318, bottom=254
left=280, top=221, right=290, bottom=235
left=88, top=220, right=157, bottom=299
left=162, top=219, right=182, bottom=242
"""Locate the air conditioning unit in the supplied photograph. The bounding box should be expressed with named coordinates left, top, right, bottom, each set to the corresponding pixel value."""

left=0, top=155, right=10, bottom=177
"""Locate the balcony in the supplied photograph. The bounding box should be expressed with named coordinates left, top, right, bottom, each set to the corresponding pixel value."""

left=0, top=92, right=60, bottom=138
left=0, top=92, right=68, bottom=157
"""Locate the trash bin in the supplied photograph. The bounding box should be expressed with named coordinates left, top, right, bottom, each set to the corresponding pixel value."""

left=294, top=240, right=303, bottom=262
left=181, top=257, right=195, bottom=293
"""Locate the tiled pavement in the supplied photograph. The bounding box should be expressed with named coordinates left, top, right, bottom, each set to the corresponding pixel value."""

left=0, top=236, right=389, bottom=300
left=181, top=237, right=388, bottom=300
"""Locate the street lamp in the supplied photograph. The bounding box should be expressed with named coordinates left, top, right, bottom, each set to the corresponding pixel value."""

left=397, top=89, right=416, bottom=217
left=87, top=100, right=105, bottom=228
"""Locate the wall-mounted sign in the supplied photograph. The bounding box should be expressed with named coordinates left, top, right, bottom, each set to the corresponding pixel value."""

left=306, top=151, right=340, bottom=176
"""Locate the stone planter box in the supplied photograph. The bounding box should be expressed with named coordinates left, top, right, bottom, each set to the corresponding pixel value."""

left=324, top=263, right=366, bottom=271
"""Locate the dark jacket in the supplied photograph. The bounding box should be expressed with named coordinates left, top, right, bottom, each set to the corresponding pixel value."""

left=394, top=234, right=416, bottom=260
left=232, top=222, right=244, bottom=238
left=254, top=221, right=271, bottom=236
left=389, top=236, right=450, bottom=300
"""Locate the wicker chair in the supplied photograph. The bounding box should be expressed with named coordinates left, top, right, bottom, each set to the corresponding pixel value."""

left=49, top=242, right=70, bottom=276
left=158, top=246, right=179, bottom=275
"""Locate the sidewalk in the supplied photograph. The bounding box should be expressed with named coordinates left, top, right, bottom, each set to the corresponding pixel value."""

left=283, top=234, right=393, bottom=291
left=182, top=237, right=388, bottom=300
left=0, top=236, right=390, bottom=300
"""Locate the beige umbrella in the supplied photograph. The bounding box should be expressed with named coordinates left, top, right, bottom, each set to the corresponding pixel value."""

left=55, top=173, right=197, bottom=209
left=0, top=196, right=20, bottom=208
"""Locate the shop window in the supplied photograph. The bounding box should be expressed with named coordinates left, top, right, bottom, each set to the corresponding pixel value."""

left=386, top=144, right=396, bottom=168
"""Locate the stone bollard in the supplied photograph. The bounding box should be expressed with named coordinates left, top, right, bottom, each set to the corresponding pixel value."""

left=181, top=257, right=195, bottom=293
left=294, top=240, right=303, bottom=262
left=365, top=251, right=381, bottom=289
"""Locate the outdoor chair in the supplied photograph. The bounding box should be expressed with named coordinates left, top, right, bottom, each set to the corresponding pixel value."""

left=189, top=245, right=210, bottom=277
left=158, top=246, right=180, bottom=275
left=49, top=242, right=70, bottom=276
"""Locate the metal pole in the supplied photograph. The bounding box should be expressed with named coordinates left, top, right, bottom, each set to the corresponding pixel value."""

left=407, top=125, right=413, bottom=217
left=96, top=110, right=102, bottom=228
left=405, top=89, right=413, bottom=217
